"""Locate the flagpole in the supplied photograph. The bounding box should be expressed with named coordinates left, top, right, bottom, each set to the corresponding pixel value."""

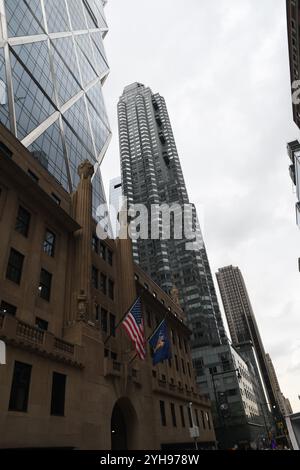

left=104, top=297, right=140, bottom=345
left=127, top=317, right=167, bottom=365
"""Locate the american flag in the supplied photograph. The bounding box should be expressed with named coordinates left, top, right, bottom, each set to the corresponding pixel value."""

left=122, top=297, right=146, bottom=360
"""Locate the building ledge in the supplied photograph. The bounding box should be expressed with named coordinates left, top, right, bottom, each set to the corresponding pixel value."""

left=0, top=314, right=84, bottom=368
left=151, top=376, right=211, bottom=406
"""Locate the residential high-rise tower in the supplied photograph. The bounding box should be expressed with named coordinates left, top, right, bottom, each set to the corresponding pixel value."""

left=118, top=82, right=227, bottom=348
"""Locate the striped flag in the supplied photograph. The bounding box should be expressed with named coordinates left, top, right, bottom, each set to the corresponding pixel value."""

left=122, top=297, right=146, bottom=360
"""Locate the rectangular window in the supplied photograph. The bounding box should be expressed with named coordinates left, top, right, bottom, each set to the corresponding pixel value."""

left=51, top=193, right=61, bottom=205
left=175, top=355, right=179, bottom=371
left=100, top=273, right=107, bottom=295
left=201, top=410, right=206, bottom=429
left=0, top=300, right=17, bottom=316
left=107, top=249, right=113, bottom=266
left=101, top=308, right=108, bottom=332
left=180, top=405, right=185, bottom=427
left=9, top=361, right=32, bottom=412
left=15, top=206, right=31, bottom=237
left=159, top=400, right=166, bottom=426
left=92, top=235, right=98, bottom=253
left=181, top=359, right=186, bottom=375
left=171, top=329, right=176, bottom=344
left=6, top=248, right=24, bottom=284
left=43, top=230, right=56, bottom=257
left=92, top=266, right=98, bottom=289
left=100, top=242, right=106, bottom=260
left=50, top=372, right=66, bottom=416
left=188, top=406, right=193, bottom=427
left=207, top=412, right=211, bottom=430
left=28, top=169, right=39, bottom=182
left=39, top=269, right=52, bottom=302
left=110, top=313, right=116, bottom=337
left=108, top=279, right=114, bottom=300
left=95, top=304, right=100, bottom=321
left=187, top=362, right=191, bottom=377
left=170, top=403, right=177, bottom=427
left=0, top=141, right=13, bottom=158
left=35, top=317, right=48, bottom=331
left=147, top=311, right=152, bottom=328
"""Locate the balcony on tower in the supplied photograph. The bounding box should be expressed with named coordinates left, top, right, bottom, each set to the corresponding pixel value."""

left=162, top=150, right=170, bottom=166
left=152, top=98, right=159, bottom=110
left=155, top=114, right=162, bottom=127
left=289, top=164, right=296, bottom=185
left=159, top=131, right=166, bottom=144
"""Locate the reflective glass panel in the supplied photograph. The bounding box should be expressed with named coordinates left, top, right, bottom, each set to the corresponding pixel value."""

left=75, top=34, right=97, bottom=86
left=90, top=30, right=108, bottom=63
left=87, top=98, right=110, bottom=156
left=51, top=37, right=81, bottom=105
left=0, top=48, right=10, bottom=129
left=86, top=0, right=107, bottom=29
left=63, top=96, right=95, bottom=157
left=44, top=0, right=70, bottom=33
left=90, top=32, right=109, bottom=77
left=63, top=119, right=94, bottom=190
left=10, top=49, right=56, bottom=139
left=67, top=0, right=87, bottom=31
left=28, top=120, right=70, bottom=191
left=83, top=0, right=98, bottom=29
left=86, top=81, right=109, bottom=129
left=12, top=41, right=55, bottom=102
left=5, top=0, right=45, bottom=37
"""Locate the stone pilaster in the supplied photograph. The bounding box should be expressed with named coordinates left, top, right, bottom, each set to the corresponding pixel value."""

left=116, top=208, right=137, bottom=314
left=73, top=160, right=94, bottom=322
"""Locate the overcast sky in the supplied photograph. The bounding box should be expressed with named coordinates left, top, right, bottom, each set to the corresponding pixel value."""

left=101, top=0, right=300, bottom=413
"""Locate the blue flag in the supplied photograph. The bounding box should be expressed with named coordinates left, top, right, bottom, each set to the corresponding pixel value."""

left=149, top=320, right=172, bottom=366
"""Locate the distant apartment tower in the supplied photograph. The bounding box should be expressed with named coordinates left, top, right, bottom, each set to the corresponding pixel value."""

left=0, top=0, right=111, bottom=214
left=216, top=265, right=280, bottom=412
left=118, top=82, right=227, bottom=348
left=286, top=0, right=300, bottom=129
left=287, top=140, right=300, bottom=230
left=265, top=354, right=293, bottom=417
left=109, top=176, right=123, bottom=238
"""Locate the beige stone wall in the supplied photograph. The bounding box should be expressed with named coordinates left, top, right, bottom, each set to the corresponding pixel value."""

left=0, top=125, right=216, bottom=449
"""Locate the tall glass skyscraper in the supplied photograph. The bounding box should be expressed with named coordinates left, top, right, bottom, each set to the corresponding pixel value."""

left=0, top=0, right=111, bottom=213
left=118, top=82, right=227, bottom=348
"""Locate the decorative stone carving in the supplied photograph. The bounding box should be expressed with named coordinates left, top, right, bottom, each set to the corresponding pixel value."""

left=78, top=160, right=94, bottom=180
left=77, top=290, right=88, bottom=322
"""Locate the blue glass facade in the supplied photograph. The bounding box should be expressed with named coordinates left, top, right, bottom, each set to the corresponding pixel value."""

left=0, top=0, right=111, bottom=209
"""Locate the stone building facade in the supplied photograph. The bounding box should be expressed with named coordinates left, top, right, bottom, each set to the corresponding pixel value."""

left=0, top=124, right=215, bottom=449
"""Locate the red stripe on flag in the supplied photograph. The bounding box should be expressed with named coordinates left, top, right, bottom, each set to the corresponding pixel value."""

left=122, top=313, right=145, bottom=359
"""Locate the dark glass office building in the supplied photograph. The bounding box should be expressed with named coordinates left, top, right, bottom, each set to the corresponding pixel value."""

left=0, top=0, right=111, bottom=213
left=118, top=82, right=227, bottom=348
left=216, top=265, right=281, bottom=415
